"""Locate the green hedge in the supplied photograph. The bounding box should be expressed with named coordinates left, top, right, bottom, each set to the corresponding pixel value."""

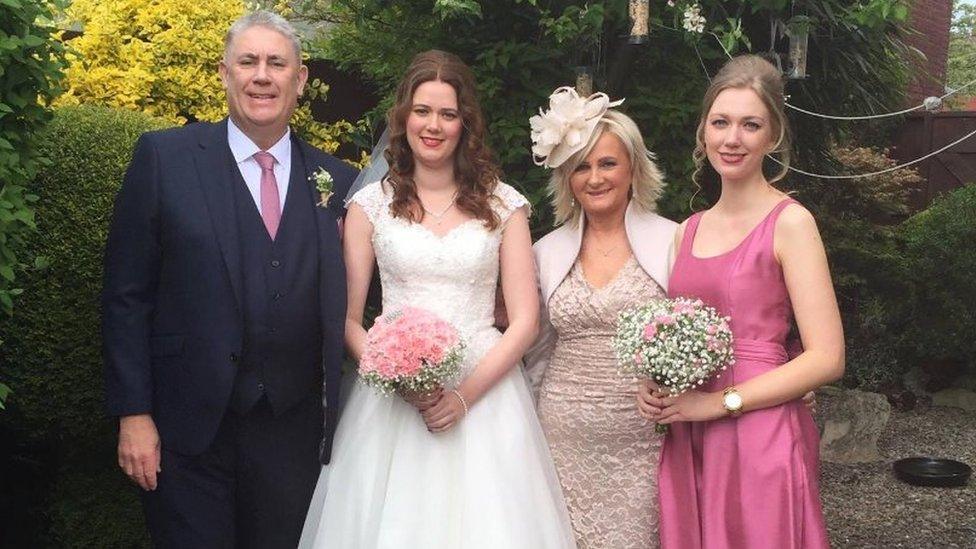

left=900, top=184, right=976, bottom=366
left=838, top=183, right=976, bottom=391
left=0, top=105, right=170, bottom=547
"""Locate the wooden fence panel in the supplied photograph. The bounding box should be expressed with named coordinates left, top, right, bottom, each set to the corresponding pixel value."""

left=895, top=112, right=976, bottom=209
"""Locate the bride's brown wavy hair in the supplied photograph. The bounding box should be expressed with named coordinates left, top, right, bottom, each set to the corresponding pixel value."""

left=383, top=50, right=501, bottom=230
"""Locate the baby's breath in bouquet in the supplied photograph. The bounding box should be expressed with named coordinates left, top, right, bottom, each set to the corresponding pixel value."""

left=613, top=297, right=735, bottom=432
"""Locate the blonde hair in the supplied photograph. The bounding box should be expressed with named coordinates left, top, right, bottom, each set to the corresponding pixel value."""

left=548, top=110, right=665, bottom=227
left=692, top=54, right=791, bottom=187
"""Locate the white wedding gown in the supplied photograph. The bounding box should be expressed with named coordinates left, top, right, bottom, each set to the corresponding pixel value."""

left=299, top=181, right=577, bottom=549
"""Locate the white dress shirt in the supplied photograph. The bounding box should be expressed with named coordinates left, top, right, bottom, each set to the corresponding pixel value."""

left=227, top=118, right=292, bottom=213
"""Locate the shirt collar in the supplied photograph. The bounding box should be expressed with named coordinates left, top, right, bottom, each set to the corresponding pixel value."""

left=227, top=118, right=291, bottom=165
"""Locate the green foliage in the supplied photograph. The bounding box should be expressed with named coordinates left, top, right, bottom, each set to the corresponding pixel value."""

left=0, top=0, right=69, bottom=409
left=791, top=145, right=919, bottom=389
left=57, top=0, right=246, bottom=123
left=807, top=158, right=976, bottom=389
left=900, top=184, right=976, bottom=365
left=295, top=0, right=911, bottom=233
left=0, top=105, right=169, bottom=547
left=0, top=185, right=36, bottom=317
left=947, top=0, right=976, bottom=107
left=57, top=0, right=353, bottom=154
left=779, top=0, right=912, bottom=158
left=433, top=0, right=484, bottom=20
left=48, top=460, right=149, bottom=548
left=844, top=0, right=909, bottom=28
left=796, top=145, right=915, bottom=297
left=539, top=3, right=606, bottom=48
left=5, top=105, right=169, bottom=439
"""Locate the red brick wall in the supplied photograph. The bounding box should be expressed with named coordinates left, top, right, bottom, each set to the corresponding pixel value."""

left=906, top=0, right=952, bottom=104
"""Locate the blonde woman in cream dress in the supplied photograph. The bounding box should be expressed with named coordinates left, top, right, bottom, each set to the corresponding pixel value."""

left=525, top=89, right=677, bottom=549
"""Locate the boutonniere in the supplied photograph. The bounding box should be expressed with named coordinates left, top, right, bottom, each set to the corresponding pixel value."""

left=309, top=167, right=335, bottom=207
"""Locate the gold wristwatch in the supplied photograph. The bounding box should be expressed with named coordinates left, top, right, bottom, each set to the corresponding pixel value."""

left=722, top=386, right=744, bottom=417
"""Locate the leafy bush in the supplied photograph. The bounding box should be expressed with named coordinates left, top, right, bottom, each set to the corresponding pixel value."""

left=790, top=145, right=920, bottom=390
left=796, top=145, right=917, bottom=308
left=0, top=105, right=169, bottom=547
left=0, top=0, right=69, bottom=409
left=57, top=0, right=353, bottom=153
left=295, top=0, right=912, bottom=232
left=947, top=2, right=976, bottom=109
left=900, top=184, right=976, bottom=366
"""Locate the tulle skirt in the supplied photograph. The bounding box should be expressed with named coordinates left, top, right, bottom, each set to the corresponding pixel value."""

left=299, top=366, right=577, bottom=549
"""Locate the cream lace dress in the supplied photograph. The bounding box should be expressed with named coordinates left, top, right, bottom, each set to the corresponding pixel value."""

left=537, top=256, right=665, bottom=548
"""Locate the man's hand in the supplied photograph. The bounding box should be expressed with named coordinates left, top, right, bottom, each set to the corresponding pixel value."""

left=118, top=414, right=161, bottom=491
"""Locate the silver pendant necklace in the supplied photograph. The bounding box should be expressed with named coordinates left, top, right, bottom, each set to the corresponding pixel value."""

left=421, top=191, right=458, bottom=226
left=592, top=245, right=619, bottom=258
left=585, top=231, right=625, bottom=257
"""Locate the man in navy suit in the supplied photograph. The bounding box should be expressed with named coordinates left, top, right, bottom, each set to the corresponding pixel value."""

left=102, top=11, right=356, bottom=547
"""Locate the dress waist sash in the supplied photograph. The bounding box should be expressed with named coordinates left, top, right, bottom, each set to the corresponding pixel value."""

left=733, top=339, right=788, bottom=365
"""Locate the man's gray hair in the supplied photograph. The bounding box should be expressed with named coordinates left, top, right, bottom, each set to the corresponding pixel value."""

left=224, top=10, right=303, bottom=63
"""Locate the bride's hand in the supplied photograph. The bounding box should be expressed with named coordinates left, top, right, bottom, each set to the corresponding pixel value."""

left=399, top=386, right=442, bottom=412
left=421, top=390, right=466, bottom=433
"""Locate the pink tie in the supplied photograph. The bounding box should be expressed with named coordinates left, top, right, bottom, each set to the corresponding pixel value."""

left=253, top=151, right=280, bottom=239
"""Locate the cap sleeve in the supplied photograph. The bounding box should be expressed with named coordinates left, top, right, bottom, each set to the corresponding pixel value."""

left=347, top=180, right=388, bottom=225
left=491, top=181, right=531, bottom=226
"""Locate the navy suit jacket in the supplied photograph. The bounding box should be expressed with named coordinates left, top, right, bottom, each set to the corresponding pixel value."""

left=102, top=119, right=356, bottom=462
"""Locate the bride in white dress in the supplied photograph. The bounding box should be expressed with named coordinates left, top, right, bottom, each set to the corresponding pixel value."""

left=299, top=50, right=576, bottom=549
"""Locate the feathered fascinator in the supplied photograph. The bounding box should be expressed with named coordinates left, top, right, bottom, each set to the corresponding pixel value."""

left=529, top=86, right=624, bottom=169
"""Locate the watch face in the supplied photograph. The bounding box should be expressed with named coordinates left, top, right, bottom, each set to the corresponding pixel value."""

left=724, top=392, right=743, bottom=410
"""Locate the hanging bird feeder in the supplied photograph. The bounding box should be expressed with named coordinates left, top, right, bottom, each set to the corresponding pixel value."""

left=575, top=66, right=594, bottom=96
left=785, top=16, right=814, bottom=79
left=628, top=0, right=650, bottom=44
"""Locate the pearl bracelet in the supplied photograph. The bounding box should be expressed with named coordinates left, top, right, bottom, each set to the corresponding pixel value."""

left=451, top=389, right=469, bottom=416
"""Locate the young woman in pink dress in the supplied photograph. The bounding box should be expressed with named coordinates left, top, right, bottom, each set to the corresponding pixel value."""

left=639, top=55, right=845, bottom=548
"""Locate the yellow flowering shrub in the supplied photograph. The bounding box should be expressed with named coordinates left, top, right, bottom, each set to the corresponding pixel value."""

left=57, top=0, right=352, bottom=153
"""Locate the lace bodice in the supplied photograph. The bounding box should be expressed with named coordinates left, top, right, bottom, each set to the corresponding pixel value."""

left=350, top=180, right=529, bottom=357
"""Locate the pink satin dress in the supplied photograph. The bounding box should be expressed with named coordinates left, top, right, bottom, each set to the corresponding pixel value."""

left=658, top=199, right=829, bottom=549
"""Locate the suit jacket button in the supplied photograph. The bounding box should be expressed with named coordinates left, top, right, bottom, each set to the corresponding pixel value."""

left=230, top=353, right=239, bottom=363
left=270, top=260, right=281, bottom=268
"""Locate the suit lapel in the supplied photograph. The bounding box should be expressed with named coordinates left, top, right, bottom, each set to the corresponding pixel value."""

left=292, top=136, right=322, bottom=234
left=193, top=119, right=244, bottom=313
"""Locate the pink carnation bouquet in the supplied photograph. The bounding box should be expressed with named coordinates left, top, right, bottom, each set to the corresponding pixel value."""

left=358, top=307, right=466, bottom=396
